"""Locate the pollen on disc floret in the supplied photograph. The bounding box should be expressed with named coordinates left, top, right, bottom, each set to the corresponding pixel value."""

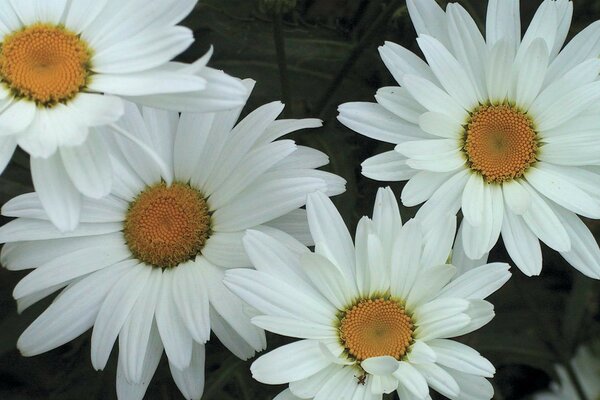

left=463, top=104, right=538, bottom=184
left=339, top=298, right=414, bottom=362
left=124, top=182, right=211, bottom=269
left=0, top=23, right=92, bottom=106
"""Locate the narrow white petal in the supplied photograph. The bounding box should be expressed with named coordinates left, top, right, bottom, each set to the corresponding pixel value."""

left=91, top=263, right=151, bottom=370
left=521, top=182, right=571, bottom=252
left=502, top=179, right=531, bottom=215
left=514, top=39, right=549, bottom=111
left=251, top=315, right=337, bottom=340
left=251, top=340, right=332, bottom=384
left=419, top=112, right=463, bottom=139
left=172, top=262, right=211, bottom=343
left=402, top=75, right=468, bottom=124
left=462, top=173, right=485, bottom=227
left=486, top=0, right=520, bottom=50
left=118, top=268, right=162, bottom=383
left=17, top=262, right=131, bottom=356
left=169, top=342, right=206, bottom=400
left=413, top=363, right=460, bottom=398
left=361, top=356, right=399, bottom=376
left=406, top=264, right=456, bottom=309
left=301, top=252, right=356, bottom=309
left=337, top=102, right=425, bottom=144
left=375, top=87, right=426, bottom=124
left=486, top=39, right=515, bottom=104
left=31, top=154, right=81, bottom=232
left=378, top=41, right=437, bottom=85
left=390, top=220, right=423, bottom=299
left=417, top=35, right=479, bottom=110
left=406, top=0, right=449, bottom=47
left=154, top=269, right=193, bottom=370
left=306, top=191, right=356, bottom=281
left=501, top=209, right=543, bottom=276
left=361, top=151, right=416, bottom=182
left=439, top=262, right=511, bottom=300
left=393, top=361, right=429, bottom=399
left=429, top=339, right=496, bottom=377
left=371, top=186, right=402, bottom=256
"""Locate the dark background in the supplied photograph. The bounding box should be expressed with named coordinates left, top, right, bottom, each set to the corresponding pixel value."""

left=1, top=0, right=599, bottom=398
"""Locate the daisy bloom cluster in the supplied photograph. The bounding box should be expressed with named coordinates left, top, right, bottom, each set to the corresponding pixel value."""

left=0, top=0, right=248, bottom=231
left=533, top=344, right=600, bottom=400
left=338, top=0, right=600, bottom=278
left=0, top=84, right=345, bottom=400
left=225, top=188, right=511, bottom=400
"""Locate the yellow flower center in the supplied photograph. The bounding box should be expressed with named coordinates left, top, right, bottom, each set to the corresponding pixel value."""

left=124, top=182, right=211, bottom=269
left=0, top=24, right=92, bottom=106
left=463, top=105, right=538, bottom=183
left=339, top=298, right=414, bottom=362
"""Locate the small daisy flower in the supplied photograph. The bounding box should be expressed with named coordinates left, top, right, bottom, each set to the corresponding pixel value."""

left=0, top=0, right=248, bottom=231
left=0, top=84, right=345, bottom=400
left=533, top=344, right=600, bottom=400
left=224, top=188, right=511, bottom=400
left=338, top=0, right=600, bottom=278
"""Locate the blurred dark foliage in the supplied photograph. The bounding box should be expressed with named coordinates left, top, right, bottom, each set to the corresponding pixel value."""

left=0, top=0, right=599, bottom=399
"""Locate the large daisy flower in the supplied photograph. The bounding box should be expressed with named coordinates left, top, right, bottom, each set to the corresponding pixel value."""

left=0, top=84, right=345, bottom=400
left=0, top=0, right=248, bottom=231
left=224, top=188, right=511, bottom=400
left=337, top=0, right=600, bottom=278
left=533, top=344, right=600, bottom=400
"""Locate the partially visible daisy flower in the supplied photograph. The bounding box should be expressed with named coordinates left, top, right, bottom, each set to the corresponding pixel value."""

left=338, top=0, right=600, bottom=278
left=225, top=188, right=511, bottom=400
left=0, top=84, right=345, bottom=400
left=533, top=344, right=600, bottom=400
left=0, top=0, right=248, bottom=231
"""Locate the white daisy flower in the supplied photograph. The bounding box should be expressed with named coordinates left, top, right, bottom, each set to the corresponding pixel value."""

left=534, top=344, right=600, bottom=400
left=0, top=83, right=345, bottom=400
left=0, top=0, right=248, bottom=231
left=337, top=0, right=600, bottom=278
left=224, top=187, right=511, bottom=400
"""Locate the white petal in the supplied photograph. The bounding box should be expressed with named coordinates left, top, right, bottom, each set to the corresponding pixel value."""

left=462, top=173, right=485, bottom=227
left=516, top=1, right=557, bottom=67
left=306, top=191, right=356, bottom=281
left=378, top=41, right=437, bottom=85
left=202, top=231, right=249, bottom=268
left=502, top=179, right=531, bottom=215
left=390, top=220, right=423, bottom=300
left=118, top=267, right=162, bottom=383
left=203, top=262, right=266, bottom=352
left=486, top=0, right=520, bottom=50
left=251, top=315, right=337, bottom=340
left=413, top=363, right=460, bottom=398
left=514, top=38, right=549, bottom=111
left=361, top=356, right=399, bottom=376
left=402, top=171, right=454, bottom=207
left=521, top=182, right=571, bottom=252
left=116, top=322, right=163, bottom=400
left=13, top=238, right=130, bottom=299
left=361, top=151, right=416, bottom=182
left=169, top=342, right=206, bottom=400
left=393, top=361, right=429, bottom=399
left=417, top=35, right=479, bottom=110
left=439, top=262, right=511, bottom=300
left=406, top=264, right=457, bottom=309
left=88, top=70, right=206, bottom=96
left=91, top=263, right=151, bottom=370
left=486, top=39, right=516, bottom=104
left=212, top=172, right=326, bottom=232
left=406, top=0, right=449, bottom=47
left=31, top=154, right=81, bottom=232
left=337, top=102, right=425, bottom=144
left=428, top=339, right=496, bottom=377
left=65, top=0, right=108, bottom=33
left=173, top=112, right=213, bottom=183
left=375, top=87, right=426, bottom=124
left=224, top=269, right=335, bottom=326
left=444, top=367, right=494, bottom=400
left=501, top=209, right=543, bottom=276
left=17, top=261, right=131, bottom=356
left=402, top=74, right=468, bottom=124
left=371, top=186, right=402, bottom=256
left=154, top=269, right=193, bottom=370
left=264, top=210, right=313, bottom=246
left=251, top=340, right=332, bottom=384
left=0, top=135, right=16, bottom=173
left=418, top=111, right=463, bottom=139
left=0, top=218, right=121, bottom=243
left=300, top=252, right=355, bottom=309
left=172, top=261, right=211, bottom=343
left=60, top=132, right=112, bottom=198
left=526, top=164, right=600, bottom=218
left=259, top=118, right=322, bottom=144
left=545, top=20, right=600, bottom=84
left=553, top=206, right=600, bottom=279
left=209, top=309, right=257, bottom=360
